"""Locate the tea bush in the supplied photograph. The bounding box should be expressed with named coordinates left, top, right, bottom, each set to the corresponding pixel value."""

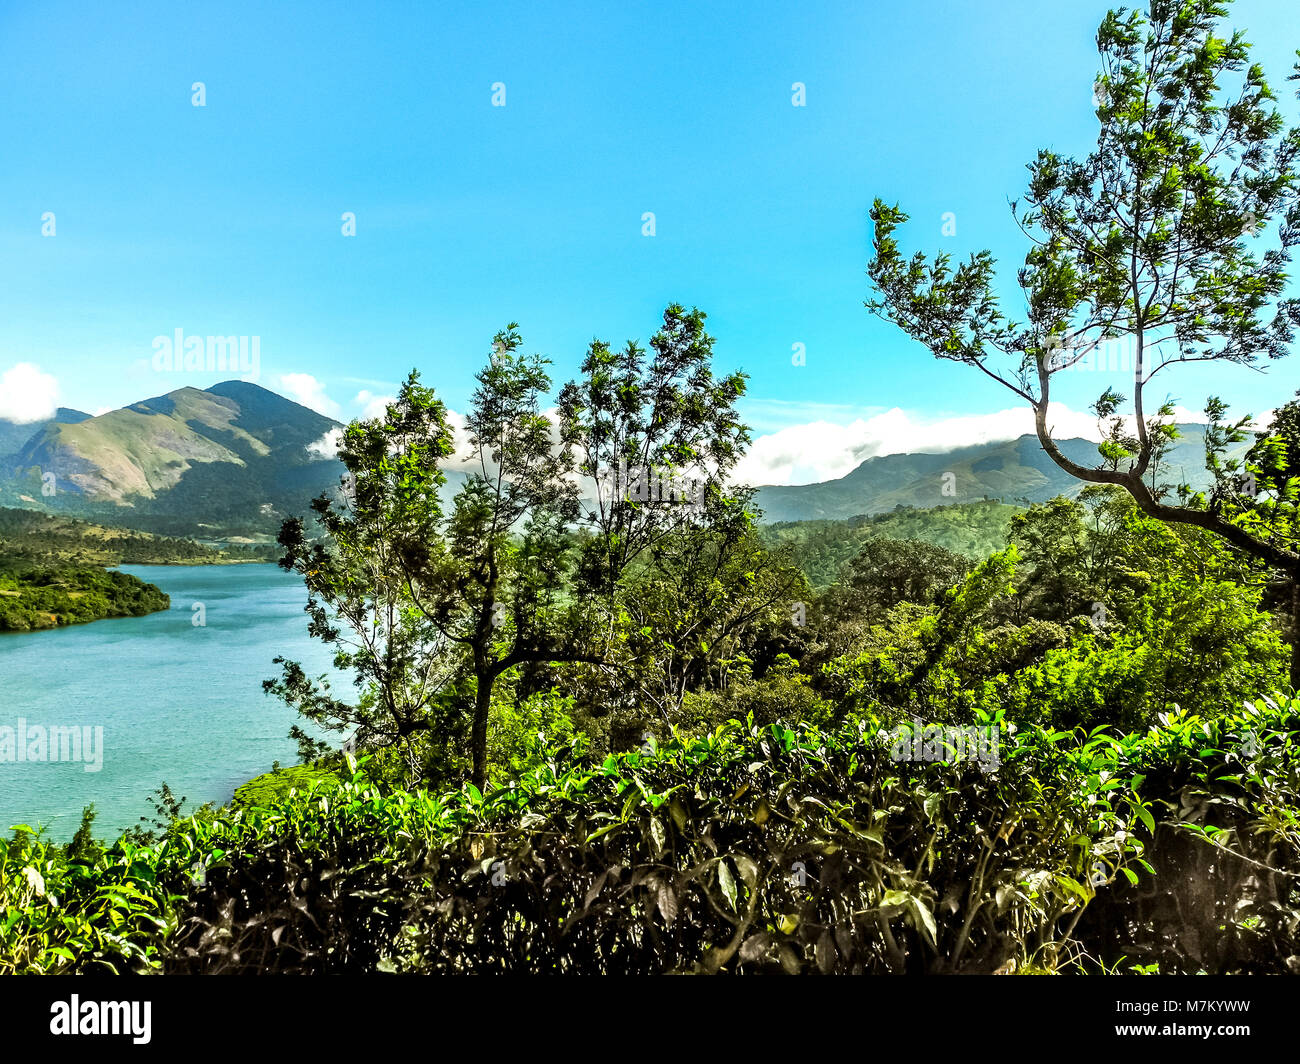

left=3, top=696, right=1295, bottom=975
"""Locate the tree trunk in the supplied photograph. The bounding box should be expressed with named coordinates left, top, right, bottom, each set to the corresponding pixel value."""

left=471, top=670, right=494, bottom=789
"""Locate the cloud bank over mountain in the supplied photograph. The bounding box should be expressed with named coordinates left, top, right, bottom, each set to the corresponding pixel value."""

left=733, top=401, right=1215, bottom=487
left=0, top=363, right=60, bottom=424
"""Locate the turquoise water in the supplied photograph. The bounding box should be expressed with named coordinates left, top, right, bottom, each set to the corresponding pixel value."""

left=0, top=564, right=343, bottom=841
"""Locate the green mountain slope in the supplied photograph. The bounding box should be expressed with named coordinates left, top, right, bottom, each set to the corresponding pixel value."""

left=0, top=407, right=92, bottom=461
left=762, top=500, right=1020, bottom=588
left=752, top=426, right=1241, bottom=523
left=2, top=382, right=344, bottom=534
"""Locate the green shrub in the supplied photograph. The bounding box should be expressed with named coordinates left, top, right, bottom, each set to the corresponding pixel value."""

left=161, top=714, right=1145, bottom=974
left=0, top=829, right=178, bottom=974
left=1071, top=696, right=1300, bottom=973
left=5, top=696, right=1296, bottom=975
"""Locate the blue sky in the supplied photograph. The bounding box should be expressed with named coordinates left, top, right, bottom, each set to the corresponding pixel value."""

left=1, top=0, right=1297, bottom=484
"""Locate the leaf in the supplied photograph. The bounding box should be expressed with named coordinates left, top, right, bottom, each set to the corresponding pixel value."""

left=583, top=870, right=609, bottom=910
left=649, top=817, right=666, bottom=854
left=668, top=797, right=688, bottom=833
left=739, top=933, right=769, bottom=964
left=733, top=854, right=759, bottom=890
left=816, top=930, right=836, bottom=974
left=923, top=792, right=943, bottom=821
left=909, top=898, right=938, bottom=946
left=718, top=860, right=738, bottom=911
left=585, top=823, right=622, bottom=843
left=880, top=889, right=910, bottom=914
left=621, top=789, right=640, bottom=821
left=656, top=880, right=678, bottom=924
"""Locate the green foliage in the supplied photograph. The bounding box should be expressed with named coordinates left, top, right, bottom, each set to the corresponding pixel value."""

left=762, top=501, right=1018, bottom=589
left=232, top=765, right=342, bottom=810
left=1010, top=577, right=1288, bottom=731
left=823, top=536, right=972, bottom=625
left=866, top=0, right=1300, bottom=685
left=822, top=548, right=1021, bottom=721
left=598, top=507, right=808, bottom=731
left=679, top=656, right=835, bottom=733
left=1072, top=697, right=1300, bottom=973
left=0, top=827, right=179, bottom=974
left=7, top=696, right=1296, bottom=975
left=0, top=566, right=169, bottom=632
left=486, top=688, right=579, bottom=783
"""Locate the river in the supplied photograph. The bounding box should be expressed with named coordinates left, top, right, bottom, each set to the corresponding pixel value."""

left=0, top=564, right=343, bottom=841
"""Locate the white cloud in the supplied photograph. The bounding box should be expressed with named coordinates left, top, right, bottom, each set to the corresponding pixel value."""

left=354, top=389, right=395, bottom=421
left=734, top=402, right=1118, bottom=487
left=731, top=400, right=1227, bottom=487
left=0, top=363, right=59, bottom=423
left=306, top=427, right=344, bottom=461
left=443, top=408, right=481, bottom=472
left=278, top=373, right=340, bottom=418
left=305, top=398, right=481, bottom=468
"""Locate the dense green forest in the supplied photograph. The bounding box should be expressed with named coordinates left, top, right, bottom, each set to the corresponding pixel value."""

left=0, top=507, right=276, bottom=568
left=0, top=567, right=170, bottom=632
left=0, top=507, right=274, bottom=630
left=762, top=500, right=1019, bottom=588
left=3, top=0, right=1299, bottom=978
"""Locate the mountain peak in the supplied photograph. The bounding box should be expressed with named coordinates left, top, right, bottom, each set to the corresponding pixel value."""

left=207, top=380, right=277, bottom=398
left=2, top=380, right=346, bottom=522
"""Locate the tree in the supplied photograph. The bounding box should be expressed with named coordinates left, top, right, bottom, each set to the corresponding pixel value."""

left=1003, top=487, right=1162, bottom=626
left=557, top=303, right=750, bottom=599
left=274, top=308, right=756, bottom=788
left=614, top=489, right=806, bottom=726
left=867, top=0, right=1300, bottom=686
left=824, top=536, right=972, bottom=625
left=414, top=327, right=604, bottom=787
left=1245, top=392, right=1300, bottom=646
left=268, top=371, right=466, bottom=785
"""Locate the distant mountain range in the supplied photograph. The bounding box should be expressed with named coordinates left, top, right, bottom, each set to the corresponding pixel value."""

left=1, top=382, right=345, bottom=537
left=751, top=425, right=1244, bottom=523
left=0, top=380, right=1246, bottom=535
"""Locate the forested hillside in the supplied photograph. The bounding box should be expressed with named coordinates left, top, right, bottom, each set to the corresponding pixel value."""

left=751, top=427, right=1249, bottom=522
left=762, top=500, right=1018, bottom=588
left=0, top=508, right=270, bottom=631
left=0, top=566, right=169, bottom=632
left=0, top=507, right=274, bottom=568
